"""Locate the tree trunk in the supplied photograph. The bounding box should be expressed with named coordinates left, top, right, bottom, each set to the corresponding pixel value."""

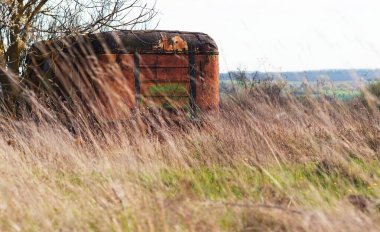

left=0, top=38, right=8, bottom=89
left=0, top=34, right=22, bottom=114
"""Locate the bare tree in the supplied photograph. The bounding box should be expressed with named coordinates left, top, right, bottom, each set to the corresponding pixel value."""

left=229, top=68, right=249, bottom=89
left=0, top=0, right=157, bottom=104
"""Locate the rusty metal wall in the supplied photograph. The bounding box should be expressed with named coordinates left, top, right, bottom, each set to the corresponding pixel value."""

left=98, top=54, right=188, bottom=110
left=97, top=53, right=219, bottom=114
left=195, top=55, right=219, bottom=111
left=97, top=54, right=135, bottom=119
left=26, top=31, right=219, bottom=119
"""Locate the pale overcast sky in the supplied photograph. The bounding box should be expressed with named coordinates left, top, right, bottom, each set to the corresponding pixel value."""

left=148, top=0, right=380, bottom=72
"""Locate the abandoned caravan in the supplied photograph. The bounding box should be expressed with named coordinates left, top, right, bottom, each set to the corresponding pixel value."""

left=26, top=30, right=219, bottom=119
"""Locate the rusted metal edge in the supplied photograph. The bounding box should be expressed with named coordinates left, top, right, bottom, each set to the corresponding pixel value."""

left=26, top=30, right=219, bottom=64
left=189, top=52, right=197, bottom=115
left=134, top=52, right=141, bottom=104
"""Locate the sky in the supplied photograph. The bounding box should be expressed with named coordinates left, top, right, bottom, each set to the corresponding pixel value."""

left=147, top=0, right=380, bottom=72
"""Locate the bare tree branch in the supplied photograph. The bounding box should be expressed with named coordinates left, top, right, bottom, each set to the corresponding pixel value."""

left=0, top=0, right=157, bottom=105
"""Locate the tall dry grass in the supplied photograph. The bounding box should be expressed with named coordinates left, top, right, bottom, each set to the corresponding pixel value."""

left=0, top=82, right=378, bottom=231
left=0, top=34, right=379, bottom=231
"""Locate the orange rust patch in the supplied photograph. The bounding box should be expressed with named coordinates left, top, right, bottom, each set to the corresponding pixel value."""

left=195, top=55, right=219, bottom=111
left=154, top=35, right=188, bottom=52
left=97, top=54, right=135, bottom=119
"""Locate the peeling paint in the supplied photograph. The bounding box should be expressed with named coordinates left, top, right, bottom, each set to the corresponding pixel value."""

left=154, top=35, right=188, bottom=52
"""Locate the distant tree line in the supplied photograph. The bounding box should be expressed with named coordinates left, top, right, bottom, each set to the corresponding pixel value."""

left=220, top=69, right=380, bottom=82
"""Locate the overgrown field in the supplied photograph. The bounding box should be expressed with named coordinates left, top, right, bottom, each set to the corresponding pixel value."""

left=0, top=85, right=380, bottom=231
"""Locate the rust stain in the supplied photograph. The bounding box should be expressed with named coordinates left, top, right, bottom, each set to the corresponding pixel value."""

left=155, top=35, right=188, bottom=52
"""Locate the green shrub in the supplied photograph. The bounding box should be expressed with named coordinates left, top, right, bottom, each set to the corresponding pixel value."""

left=367, top=81, right=380, bottom=99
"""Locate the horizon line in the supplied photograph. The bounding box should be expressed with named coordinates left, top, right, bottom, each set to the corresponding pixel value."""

left=220, top=68, right=380, bottom=73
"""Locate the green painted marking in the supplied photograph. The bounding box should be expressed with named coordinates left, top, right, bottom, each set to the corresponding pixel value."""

left=149, top=83, right=188, bottom=96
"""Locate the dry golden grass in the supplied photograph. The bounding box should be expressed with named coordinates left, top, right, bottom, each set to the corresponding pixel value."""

left=0, top=84, right=379, bottom=231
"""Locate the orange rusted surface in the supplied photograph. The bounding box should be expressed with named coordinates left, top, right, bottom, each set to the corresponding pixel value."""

left=138, top=53, right=190, bottom=109
left=140, top=67, right=189, bottom=82
left=118, top=54, right=136, bottom=108
left=154, top=35, right=188, bottom=52
left=156, top=55, right=188, bottom=67
left=139, top=54, right=188, bottom=67
left=26, top=30, right=219, bottom=119
left=98, top=54, right=136, bottom=107
left=195, top=55, right=219, bottom=111
left=97, top=54, right=135, bottom=119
